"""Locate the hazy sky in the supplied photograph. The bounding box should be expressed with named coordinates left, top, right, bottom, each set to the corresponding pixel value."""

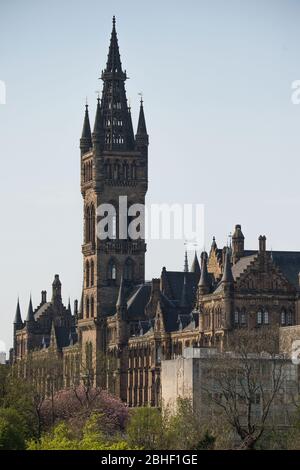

left=1, top=0, right=300, bottom=353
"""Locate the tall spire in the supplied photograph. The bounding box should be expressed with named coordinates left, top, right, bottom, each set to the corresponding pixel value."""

left=184, top=250, right=189, bottom=273
left=180, top=274, right=189, bottom=308
left=135, top=98, right=149, bottom=149
left=26, top=296, right=35, bottom=323
left=191, top=251, right=201, bottom=284
left=221, top=248, right=234, bottom=284
left=14, top=298, right=22, bottom=327
left=103, top=16, right=124, bottom=78
left=199, top=252, right=210, bottom=294
left=93, top=97, right=102, bottom=137
left=99, top=16, right=134, bottom=151
left=80, top=103, right=92, bottom=155
left=191, top=252, right=200, bottom=275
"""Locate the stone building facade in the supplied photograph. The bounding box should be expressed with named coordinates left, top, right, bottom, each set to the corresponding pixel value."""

left=12, top=17, right=300, bottom=406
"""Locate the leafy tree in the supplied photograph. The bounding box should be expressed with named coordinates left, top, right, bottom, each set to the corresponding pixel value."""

left=165, top=398, right=203, bottom=449
left=27, top=422, right=78, bottom=450
left=127, top=407, right=163, bottom=450
left=0, top=408, right=26, bottom=450
left=27, top=414, right=135, bottom=450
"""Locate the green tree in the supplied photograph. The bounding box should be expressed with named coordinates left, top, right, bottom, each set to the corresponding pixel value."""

left=0, top=408, right=26, bottom=450
left=127, top=407, right=163, bottom=450
left=27, top=422, right=78, bottom=450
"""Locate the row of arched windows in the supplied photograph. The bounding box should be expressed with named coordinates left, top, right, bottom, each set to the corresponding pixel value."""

left=107, top=257, right=134, bottom=281
left=85, top=204, right=96, bottom=244
left=85, top=259, right=94, bottom=287
left=85, top=296, right=95, bottom=319
left=105, top=134, right=124, bottom=145
left=104, top=160, right=137, bottom=181
left=83, top=160, right=93, bottom=183
left=234, top=308, right=294, bottom=327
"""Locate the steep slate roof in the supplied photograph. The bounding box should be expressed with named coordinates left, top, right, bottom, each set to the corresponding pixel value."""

left=127, top=283, right=152, bottom=319
left=271, top=251, right=300, bottom=289
left=163, top=271, right=198, bottom=304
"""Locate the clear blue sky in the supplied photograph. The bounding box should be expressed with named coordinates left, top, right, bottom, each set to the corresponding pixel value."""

left=1, top=0, right=300, bottom=353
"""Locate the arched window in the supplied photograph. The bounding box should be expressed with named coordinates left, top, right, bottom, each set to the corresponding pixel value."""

left=131, top=162, right=137, bottom=180
left=113, top=163, right=119, bottom=180
left=281, top=310, right=286, bottom=326
left=86, top=260, right=90, bottom=287
left=123, top=162, right=129, bottom=180
left=85, top=206, right=90, bottom=243
left=124, top=258, right=134, bottom=281
left=91, top=260, right=94, bottom=286
left=264, top=311, right=269, bottom=324
left=90, top=296, right=94, bottom=318
left=83, top=164, right=86, bottom=182
left=108, top=259, right=117, bottom=281
left=287, top=311, right=293, bottom=325
left=234, top=311, right=239, bottom=325
left=90, top=204, right=95, bottom=244
left=241, top=310, right=246, bottom=325
left=257, top=310, right=262, bottom=325
left=86, top=297, right=90, bottom=319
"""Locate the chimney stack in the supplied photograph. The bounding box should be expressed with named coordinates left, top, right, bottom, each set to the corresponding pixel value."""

left=259, top=235, right=266, bottom=253
left=41, top=290, right=47, bottom=304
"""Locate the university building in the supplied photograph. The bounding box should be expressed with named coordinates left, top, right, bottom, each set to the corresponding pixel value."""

left=12, top=18, right=300, bottom=406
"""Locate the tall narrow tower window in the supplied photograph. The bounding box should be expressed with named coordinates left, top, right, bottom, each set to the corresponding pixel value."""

left=91, top=260, right=94, bottom=286
left=108, top=259, right=117, bottom=281
left=85, top=206, right=90, bottom=243
left=90, top=296, right=94, bottom=318
left=124, top=258, right=134, bottom=281
left=131, top=162, right=137, bottom=180
left=90, top=204, right=95, bottom=244
left=86, top=297, right=90, bottom=319
left=86, top=260, right=90, bottom=287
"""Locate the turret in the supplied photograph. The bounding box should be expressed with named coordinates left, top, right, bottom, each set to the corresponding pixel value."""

left=190, top=251, right=201, bottom=283
left=52, top=274, right=62, bottom=303
left=13, top=298, right=23, bottom=360
left=198, top=252, right=210, bottom=295
left=211, top=236, right=217, bottom=252
left=220, top=248, right=234, bottom=330
left=221, top=248, right=234, bottom=285
left=80, top=104, right=92, bottom=156
left=25, top=296, right=35, bottom=324
left=13, top=298, right=23, bottom=329
left=92, top=97, right=103, bottom=151
left=135, top=98, right=149, bottom=154
left=232, top=224, right=244, bottom=263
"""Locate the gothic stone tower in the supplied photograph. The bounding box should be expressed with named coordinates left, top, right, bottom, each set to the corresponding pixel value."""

left=78, top=17, right=148, bottom=385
